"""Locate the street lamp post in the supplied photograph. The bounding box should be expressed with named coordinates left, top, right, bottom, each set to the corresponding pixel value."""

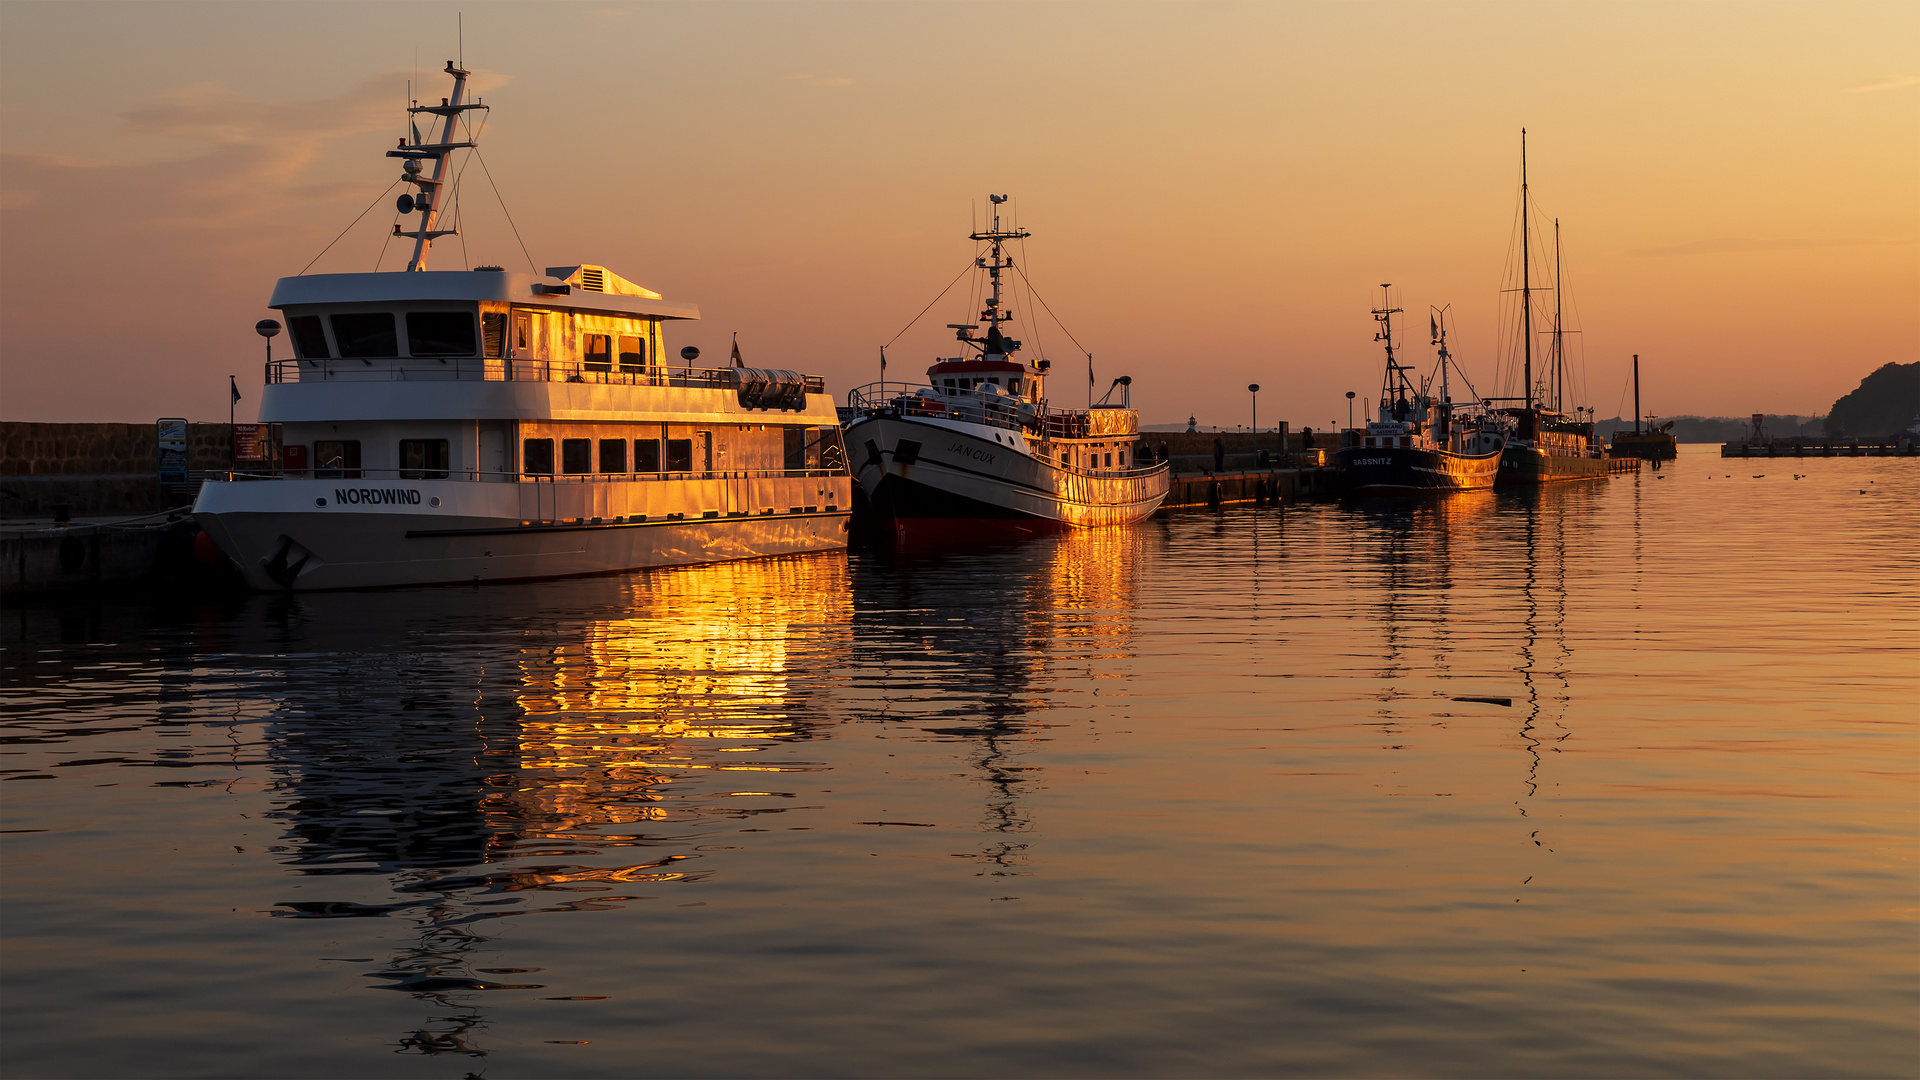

left=1248, top=383, right=1260, bottom=454
left=1345, top=390, right=1356, bottom=446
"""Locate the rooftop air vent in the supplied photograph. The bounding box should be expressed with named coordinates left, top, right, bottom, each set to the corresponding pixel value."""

left=579, top=267, right=606, bottom=292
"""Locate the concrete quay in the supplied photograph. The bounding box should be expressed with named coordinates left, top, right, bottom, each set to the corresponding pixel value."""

left=0, top=511, right=227, bottom=598
left=1160, top=466, right=1339, bottom=510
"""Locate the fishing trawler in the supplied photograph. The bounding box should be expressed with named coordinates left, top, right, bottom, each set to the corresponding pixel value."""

left=194, top=60, right=852, bottom=591
left=842, top=196, right=1170, bottom=544
left=1493, top=131, right=1611, bottom=486
left=1608, top=354, right=1678, bottom=463
left=1336, top=288, right=1506, bottom=493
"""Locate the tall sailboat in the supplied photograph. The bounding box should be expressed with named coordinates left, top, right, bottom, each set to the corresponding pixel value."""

left=1494, top=131, right=1610, bottom=486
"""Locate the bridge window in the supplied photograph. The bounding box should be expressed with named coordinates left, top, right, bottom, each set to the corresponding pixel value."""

left=515, top=312, right=532, bottom=350
left=406, top=311, right=476, bottom=356
left=1118, top=449, right=1126, bottom=467
left=1009, top=378, right=1021, bottom=394
left=634, top=439, right=661, bottom=473
left=599, top=439, right=627, bottom=473
left=665, top=438, right=693, bottom=473
left=1105, top=452, right=1112, bottom=468
left=583, top=334, right=612, bottom=372
left=330, top=313, right=397, bottom=358
left=482, top=313, right=507, bottom=358
left=523, top=438, right=554, bottom=475
left=562, top=439, right=592, bottom=474
left=399, top=439, right=449, bottom=479
left=314, top=440, right=361, bottom=479
left=287, top=315, right=329, bottom=359
left=619, top=335, right=647, bottom=372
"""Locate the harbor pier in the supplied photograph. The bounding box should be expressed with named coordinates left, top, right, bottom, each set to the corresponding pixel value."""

left=1721, top=439, right=1918, bottom=458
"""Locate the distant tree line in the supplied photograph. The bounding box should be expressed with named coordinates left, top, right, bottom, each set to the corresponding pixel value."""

left=1593, top=414, right=1825, bottom=443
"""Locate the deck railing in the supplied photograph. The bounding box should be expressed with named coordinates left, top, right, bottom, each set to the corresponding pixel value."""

left=846, top=382, right=1032, bottom=435
left=266, top=357, right=825, bottom=396
left=210, top=466, right=848, bottom=484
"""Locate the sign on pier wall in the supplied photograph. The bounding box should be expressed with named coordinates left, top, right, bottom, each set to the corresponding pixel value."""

left=156, top=419, right=188, bottom=484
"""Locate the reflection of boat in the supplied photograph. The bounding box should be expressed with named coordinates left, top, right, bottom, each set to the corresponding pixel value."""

left=1492, top=132, right=1610, bottom=486
left=1336, top=290, right=1506, bottom=493
left=1609, top=354, right=1679, bottom=463
left=843, top=196, right=1170, bottom=545
left=195, top=60, right=852, bottom=590
left=252, top=555, right=853, bottom=1056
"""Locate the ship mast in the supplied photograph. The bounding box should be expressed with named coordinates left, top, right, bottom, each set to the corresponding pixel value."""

left=1373, top=284, right=1406, bottom=414
left=958, top=194, right=1030, bottom=365
left=388, top=61, right=488, bottom=272
left=1521, top=129, right=1534, bottom=412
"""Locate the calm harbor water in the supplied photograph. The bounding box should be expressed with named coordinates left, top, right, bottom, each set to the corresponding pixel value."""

left=3, top=446, right=1915, bottom=1078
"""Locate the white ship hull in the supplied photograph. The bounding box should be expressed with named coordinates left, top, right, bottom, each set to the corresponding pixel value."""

left=197, top=475, right=850, bottom=590
left=845, top=413, right=1168, bottom=544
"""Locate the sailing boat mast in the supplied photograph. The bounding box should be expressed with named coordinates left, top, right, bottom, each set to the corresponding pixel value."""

left=1552, top=218, right=1564, bottom=412
left=1521, top=129, right=1533, bottom=412
left=1633, top=353, right=1642, bottom=435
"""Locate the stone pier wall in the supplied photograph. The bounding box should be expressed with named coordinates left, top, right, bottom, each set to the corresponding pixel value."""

left=0, top=422, right=237, bottom=517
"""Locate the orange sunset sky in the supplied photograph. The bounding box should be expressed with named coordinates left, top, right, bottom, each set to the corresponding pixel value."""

left=2, top=1, right=1914, bottom=428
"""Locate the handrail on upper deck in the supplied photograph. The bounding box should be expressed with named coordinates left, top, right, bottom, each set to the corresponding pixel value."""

left=211, top=466, right=850, bottom=483
left=265, top=357, right=826, bottom=396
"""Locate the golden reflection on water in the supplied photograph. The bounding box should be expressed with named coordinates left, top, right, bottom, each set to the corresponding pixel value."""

left=506, top=555, right=852, bottom=829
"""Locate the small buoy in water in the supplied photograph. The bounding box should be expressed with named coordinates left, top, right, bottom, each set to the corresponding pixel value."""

left=192, top=530, right=226, bottom=567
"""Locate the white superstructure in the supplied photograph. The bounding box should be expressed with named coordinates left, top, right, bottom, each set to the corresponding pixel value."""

left=195, top=61, right=851, bottom=590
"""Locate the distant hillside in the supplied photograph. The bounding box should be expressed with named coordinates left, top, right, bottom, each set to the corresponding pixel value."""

left=1823, top=362, right=1920, bottom=438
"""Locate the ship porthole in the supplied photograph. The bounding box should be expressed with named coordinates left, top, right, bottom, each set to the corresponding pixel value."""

left=314, top=498, right=326, bottom=507
left=429, top=497, right=442, bottom=508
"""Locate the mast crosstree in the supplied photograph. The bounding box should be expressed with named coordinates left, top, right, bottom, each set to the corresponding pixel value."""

left=387, top=61, right=488, bottom=272
left=953, top=194, right=1031, bottom=364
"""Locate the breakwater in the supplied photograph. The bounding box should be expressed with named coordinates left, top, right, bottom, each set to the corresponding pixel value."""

left=1, top=421, right=238, bottom=518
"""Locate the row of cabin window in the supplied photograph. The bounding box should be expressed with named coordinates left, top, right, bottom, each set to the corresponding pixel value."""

left=941, top=375, right=1022, bottom=394
left=1059, top=448, right=1126, bottom=468
left=301, top=438, right=694, bottom=479
left=523, top=438, right=693, bottom=475
left=305, top=439, right=449, bottom=478
left=287, top=312, right=651, bottom=367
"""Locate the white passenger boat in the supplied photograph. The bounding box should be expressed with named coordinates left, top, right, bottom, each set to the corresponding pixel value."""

left=195, top=61, right=852, bottom=591
left=842, top=196, right=1170, bottom=545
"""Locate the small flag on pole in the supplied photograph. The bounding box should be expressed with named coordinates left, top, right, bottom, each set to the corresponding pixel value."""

left=731, top=332, right=743, bottom=368
left=230, top=376, right=241, bottom=405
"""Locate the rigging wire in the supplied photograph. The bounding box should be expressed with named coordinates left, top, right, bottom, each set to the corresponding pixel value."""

left=300, top=178, right=404, bottom=276
left=468, top=145, right=538, bottom=274
left=883, top=256, right=979, bottom=350
left=1008, top=261, right=1091, bottom=359
left=1014, top=214, right=1047, bottom=363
